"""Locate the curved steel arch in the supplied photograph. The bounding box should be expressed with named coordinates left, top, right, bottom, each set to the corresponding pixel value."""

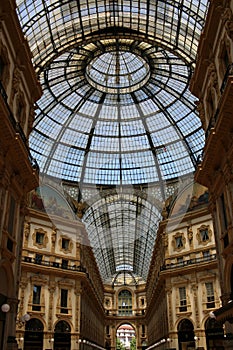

left=16, top=0, right=208, bottom=70
left=16, top=1, right=209, bottom=283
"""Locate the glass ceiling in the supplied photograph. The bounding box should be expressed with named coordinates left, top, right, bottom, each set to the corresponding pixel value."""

left=85, top=50, right=150, bottom=94
left=83, top=192, right=161, bottom=284
left=16, top=0, right=209, bottom=284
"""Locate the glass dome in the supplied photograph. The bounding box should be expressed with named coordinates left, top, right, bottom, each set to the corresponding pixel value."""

left=29, top=40, right=204, bottom=186
left=85, top=50, right=150, bottom=93
left=16, top=0, right=209, bottom=284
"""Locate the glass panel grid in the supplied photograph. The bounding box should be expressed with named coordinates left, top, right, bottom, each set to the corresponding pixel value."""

left=83, top=194, right=162, bottom=282
left=16, top=0, right=209, bottom=282
left=16, top=0, right=209, bottom=68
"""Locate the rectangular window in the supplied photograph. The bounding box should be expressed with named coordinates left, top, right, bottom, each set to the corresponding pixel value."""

left=219, top=43, right=230, bottom=83
left=35, top=254, right=43, bottom=264
left=62, top=238, right=69, bottom=250
left=179, top=287, right=187, bottom=312
left=0, top=57, right=4, bottom=79
left=7, top=237, right=14, bottom=252
left=206, top=282, right=215, bottom=309
left=118, top=302, right=132, bottom=316
left=200, top=228, right=209, bottom=242
left=176, top=236, right=183, bottom=248
left=223, top=46, right=230, bottom=71
left=8, top=195, right=16, bottom=236
left=62, top=259, right=68, bottom=269
left=203, top=250, right=210, bottom=260
left=32, top=285, right=41, bottom=311
left=220, top=193, right=228, bottom=231
left=177, top=257, right=183, bottom=265
left=60, top=289, right=68, bottom=314
left=17, top=101, right=24, bottom=122
left=142, top=324, right=145, bottom=337
left=36, top=232, right=44, bottom=244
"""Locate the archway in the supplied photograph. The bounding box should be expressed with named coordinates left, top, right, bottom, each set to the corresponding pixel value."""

left=205, top=317, right=224, bottom=350
left=116, top=324, right=136, bottom=350
left=54, top=320, right=71, bottom=350
left=0, top=293, right=8, bottom=350
left=0, top=262, right=14, bottom=349
left=24, top=318, right=44, bottom=350
left=178, top=319, right=195, bottom=350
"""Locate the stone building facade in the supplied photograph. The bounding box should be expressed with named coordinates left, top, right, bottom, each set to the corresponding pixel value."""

left=146, top=183, right=222, bottom=350
left=191, top=0, right=233, bottom=348
left=2, top=1, right=233, bottom=350
left=0, top=0, right=42, bottom=348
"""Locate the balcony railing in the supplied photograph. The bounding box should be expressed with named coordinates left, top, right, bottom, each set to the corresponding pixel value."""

left=22, top=256, right=105, bottom=306
left=105, top=309, right=145, bottom=317
left=161, top=254, right=216, bottom=271
left=205, top=108, right=219, bottom=140
left=22, top=255, right=87, bottom=272
left=203, top=64, right=233, bottom=142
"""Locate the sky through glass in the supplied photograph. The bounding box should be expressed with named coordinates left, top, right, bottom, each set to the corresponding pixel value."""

left=16, top=0, right=209, bottom=283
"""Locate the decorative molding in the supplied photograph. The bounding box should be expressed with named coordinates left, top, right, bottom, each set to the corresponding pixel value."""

left=196, top=224, right=212, bottom=245
left=32, top=227, right=48, bottom=249
left=59, top=235, right=73, bottom=254
left=30, top=274, right=48, bottom=285
left=172, top=232, right=186, bottom=252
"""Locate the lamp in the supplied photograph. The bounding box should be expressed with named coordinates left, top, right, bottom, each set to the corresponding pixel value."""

left=17, top=313, right=30, bottom=327
left=209, top=311, right=216, bottom=319
left=21, top=313, right=30, bottom=322
left=1, top=303, right=10, bottom=313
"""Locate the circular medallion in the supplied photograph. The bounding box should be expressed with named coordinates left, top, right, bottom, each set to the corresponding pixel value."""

left=85, top=50, right=150, bottom=94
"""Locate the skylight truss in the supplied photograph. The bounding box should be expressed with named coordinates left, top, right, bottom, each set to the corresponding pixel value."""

left=16, top=0, right=209, bottom=284
left=29, top=40, right=204, bottom=185
left=83, top=192, right=161, bottom=283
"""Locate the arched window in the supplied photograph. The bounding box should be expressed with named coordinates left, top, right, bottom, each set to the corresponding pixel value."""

left=230, top=265, right=233, bottom=300
left=207, top=89, right=215, bottom=121
left=118, top=290, right=132, bottom=315
left=178, top=319, right=194, bottom=350
left=219, top=41, right=230, bottom=80
left=24, top=318, right=44, bottom=350
left=54, top=320, right=71, bottom=350
left=205, top=318, right=224, bottom=350
left=0, top=45, right=10, bottom=90
left=0, top=56, right=4, bottom=80
left=0, top=293, right=8, bottom=350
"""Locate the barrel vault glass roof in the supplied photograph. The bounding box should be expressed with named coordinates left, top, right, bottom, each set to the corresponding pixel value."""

left=16, top=0, right=209, bottom=284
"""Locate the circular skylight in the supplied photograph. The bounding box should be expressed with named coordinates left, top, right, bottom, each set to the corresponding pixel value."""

left=30, top=39, right=204, bottom=186
left=85, top=51, right=150, bottom=94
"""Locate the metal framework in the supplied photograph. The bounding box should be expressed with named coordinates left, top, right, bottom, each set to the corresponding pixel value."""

left=16, top=0, right=209, bottom=284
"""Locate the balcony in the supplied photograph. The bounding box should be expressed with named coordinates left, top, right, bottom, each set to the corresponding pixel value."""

left=0, top=81, right=37, bottom=166
left=161, top=254, right=217, bottom=271
left=22, top=255, right=86, bottom=273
